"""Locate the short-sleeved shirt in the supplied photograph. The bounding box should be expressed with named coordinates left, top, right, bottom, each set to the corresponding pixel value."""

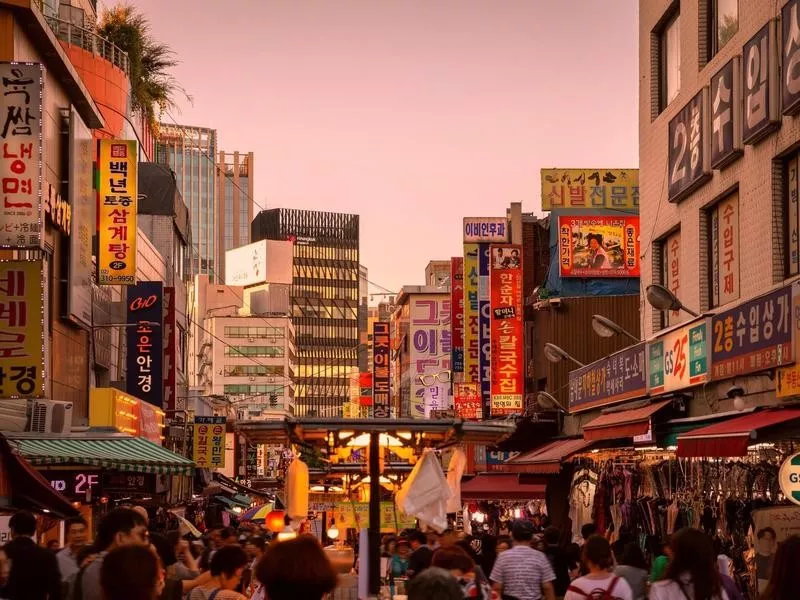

left=490, top=545, right=555, bottom=600
left=565, top=574, right=633, bottom=600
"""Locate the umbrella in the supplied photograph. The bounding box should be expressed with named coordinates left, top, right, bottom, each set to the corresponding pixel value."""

left=240, top=502, right=274, bottom=522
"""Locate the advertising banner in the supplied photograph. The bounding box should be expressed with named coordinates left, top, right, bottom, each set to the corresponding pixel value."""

left=489, top=244, right=523, bottom=415
left=454, top=382, right=481, bottom=419
left=89, top=388, right=165, bottom=444
left=126, top=282, right=164, bottom=407
left=711, top=285, right=793, bottom=380
left=648, top=319, right=710, bottom=394
left=0, top=260, right=44, bottom=397
left=569, top=343, right=647, bottom=412
left=332, top=501, right=416, bottom=531
left=163, top=287, right=177, bottom=413
left=0, top=63, right=43, bottom=249
left=410, top=295, right=452, bottom=418
left=451, top=257, right=464, bottom=373
left=193, top=416, right=226, bottom=469
left=98, top=139, right=137, bottom=284
left=463, top=217, right=509, bottom=243
left=372, top=321, right=390, bottom=418
left=558, top=215, right=640, bottom=278
left=463, top=245, right=480, bottom=384
left=668, top=89, right=711, bottom=202
left=541, top=169, right=639, bottom=211
left=478, top=245, right=491, bottom=417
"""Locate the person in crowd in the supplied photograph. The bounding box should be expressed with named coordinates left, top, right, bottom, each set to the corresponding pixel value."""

left=0, top=510, right=62, bottom=600
left=73, top=507, right=149, bottom=600
left=253, top=535, right=337, bottom=600
left=188, top=545, right=249, bottom=600
left=649, top=528, right=727, bottom=600
left=242, top=536, right=266, bottom=596
left=407, top=530, right=434, bottom=580
left=427, top=531, right=443, bottom=550
left=614, top=542, right=647, bottom=600
left=566, top=543, right=582, bottom=581
left=480, top=535, right=499, bottom=579
left=407, top=567, right=464, bottom=600
left=649, top=536, right=672, bottom=583
left=100, top=545, right=164, bottom=600
left=382, top=536, right=398, bottom=558
left=58, top=517, right=88, bottom=583
left=490, top=519, right=556, bottom=600
left=132, top=506, right=150, bottom=526
left=48, top=540, right=61, bottom=552
left=391, top=539, right=411, bottom=578
left=580, top=524, right=597, bottom=546
left=755, top=527, right=777, bottom=596
left=150, top=533, right=210, bottom=600
left=760, top=534, right=800, bottom=600
left=432, top=545, right=493, bottom=599
left=542, top=527, right=572, bottom=598
left=495, top=537, right=511, bottom=555
left=565, top=536, right=632, bottom=600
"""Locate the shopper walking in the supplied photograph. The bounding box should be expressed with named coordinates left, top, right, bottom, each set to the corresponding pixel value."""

left=565, top=536, right=632, bottom=600
left=614, top=543, right=647, bottom=600
left=188, top=545, right=249, bottom=600
left=649, top=528, right=728, bottom=600
left=1, top=511, right=62, bottom=600
left=407, top=530, right=434, bottom=580
left=100, top=545, right=164, bottom=600
left=407, top=567, right=464, bottom=600
left=542, top=527, right=572, bottom=598
left=432, top=545, right=494, bottom=599
left=252, top=536, right=337, bottom=600
left=490, top=520, right=556, bottom=600
left=760, top=535, right=800, bottom=600
left=57, top=518, right=88, bottom=583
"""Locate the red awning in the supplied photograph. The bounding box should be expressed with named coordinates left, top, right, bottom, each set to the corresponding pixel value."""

left=461, top=474, right=546, bottom=500
left=676, top=409, right=800, bottom=457
left=503, top=438, right=594, bottom=474
left=583, top=400, right=671, bottom=442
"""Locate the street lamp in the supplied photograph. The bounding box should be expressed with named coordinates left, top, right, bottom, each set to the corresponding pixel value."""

left=591, top=315, right=640, bottom=342
left=536, top=391, right=568, bottom=413
left=645, top=284, right=700, bottom=317
left=543, top=343, right=585, bottom=367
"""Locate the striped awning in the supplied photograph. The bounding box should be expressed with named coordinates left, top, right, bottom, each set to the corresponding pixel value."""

left=6, top=435, right=194, bottom=475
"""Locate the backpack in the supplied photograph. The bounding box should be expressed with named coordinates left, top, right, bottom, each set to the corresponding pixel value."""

left=566, top=575, right=620, bottom=600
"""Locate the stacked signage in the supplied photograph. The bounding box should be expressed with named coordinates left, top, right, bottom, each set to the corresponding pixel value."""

left=410, top=295, right=452, bottom=418
left=372, top=321, right=391, bottom=418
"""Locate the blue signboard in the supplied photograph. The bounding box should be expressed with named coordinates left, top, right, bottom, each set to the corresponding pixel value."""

left=568, top=342, right=647, bottom=412
left=126, top=281, right=164, bottom=407
left=478, top=244, right=492, bottom=417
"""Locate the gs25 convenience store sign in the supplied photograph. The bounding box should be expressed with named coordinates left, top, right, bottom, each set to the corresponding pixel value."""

left=648, top=319, right=711, bottom=394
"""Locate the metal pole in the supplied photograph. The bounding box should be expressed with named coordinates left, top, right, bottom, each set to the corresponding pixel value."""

left=368, top=432, right=381, bottom=595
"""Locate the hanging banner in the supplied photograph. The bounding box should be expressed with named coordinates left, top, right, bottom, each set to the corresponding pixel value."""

left=0, top=260, right=44, bottom=397
left=193, top=416, right=226, bottom=469
left=0, top=63, right=44, bottom=249
left=648, top=319, right=711, bottom=394
left=557, top=215, right=640, bottom=278
left=541, top=169, right=639, bottom=211
left=489, top=244, right=523, bottom=415
left=97, top=139, right=137, bottom=284
left=332, top=502, right=416, bottom=531
left=463, top=245, right=480, bottom=385
left=410, top=295, right=452, bottom=418
left=454, top=382, right=481, bottom=420
left=163, top=287, right=177, bottom=413
left=478, top=245, right=492, bottom=417
left=126, top=281, right=164, bottom=407
left=372, top=321, right=390, bottom=418
left=451, top=257, right=464, bottom=374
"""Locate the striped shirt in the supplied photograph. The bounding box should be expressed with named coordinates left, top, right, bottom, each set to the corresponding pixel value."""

left=490, top=545, right=555, bottom=600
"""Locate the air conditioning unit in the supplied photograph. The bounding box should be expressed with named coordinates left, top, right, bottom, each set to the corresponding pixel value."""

left=30, top=400, right=73, bottom=434
left=0, top=398, right=28, bottom=432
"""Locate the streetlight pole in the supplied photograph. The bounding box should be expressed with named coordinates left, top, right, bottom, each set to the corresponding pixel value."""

left=368, top=431, right=381, bottom=595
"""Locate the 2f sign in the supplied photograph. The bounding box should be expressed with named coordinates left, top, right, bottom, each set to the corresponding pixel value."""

left=668, top=89, right=710, bottom=203
left=783, top=0, right=800, bottom=115
left=743, top=21, right=779, bottom=144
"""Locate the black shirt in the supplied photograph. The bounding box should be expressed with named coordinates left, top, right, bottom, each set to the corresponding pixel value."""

left=406, top=545, right=433, bottom=579
left=543, top=544, right=572, bottom=596
left=2, top=537, right=62, bottom=600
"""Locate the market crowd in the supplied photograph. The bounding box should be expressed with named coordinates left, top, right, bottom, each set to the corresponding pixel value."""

left=0, top=507, right=798, bottom=600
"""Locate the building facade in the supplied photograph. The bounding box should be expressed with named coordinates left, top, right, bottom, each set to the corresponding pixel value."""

left=251, top=209, right=360, bottom=416
left=217, top=151, right=254, bottom=283
left=156, top=124, right=217, bottom=280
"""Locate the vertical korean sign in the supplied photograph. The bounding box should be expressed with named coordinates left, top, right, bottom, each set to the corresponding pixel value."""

left=193, top=416, right=226, bottom=469
left=98, top=139, right=137, bottom=284
left=489, top=245, right=523, bottom=415
left=163, top=287, right=177, bottom=413
left=463, top=245, right=480, bottom=386
left=410, top=296, right=451, bottom=418
left=451, top=257, right=464, bottom=374
left=372, top=321, right=391, bottom=418
left=0, top=63, right=43, bottom=248
left=0, top=261, right=44, bottom=397
left=478, top=246, right=492, bottom=417
left=126, top=282, right=164, bottom=407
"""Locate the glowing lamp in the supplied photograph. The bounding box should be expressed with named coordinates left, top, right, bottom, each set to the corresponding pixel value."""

left=266, top=510, right=286, bottom=533
left=327, top=520, right=340, bottom=541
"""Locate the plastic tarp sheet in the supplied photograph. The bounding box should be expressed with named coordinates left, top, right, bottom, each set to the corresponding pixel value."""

left=396, top=449, right=451, bottom=532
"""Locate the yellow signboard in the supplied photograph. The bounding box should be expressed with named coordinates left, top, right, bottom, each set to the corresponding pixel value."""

left=540, top=168, right=639, bottom=211
left=89, top=388, right=165, bottom=444
left=332, top=502, right=417, bottom=532
left=97, top=139, right=137, bottom=285
left=193, top=416, right=226, bottom=469
left=0, top=261, right=44, bottom=397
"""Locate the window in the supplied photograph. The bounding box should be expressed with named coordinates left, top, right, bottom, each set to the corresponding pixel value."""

left=224, top=345, right=285, bottom=358
left=655, top=8, right=681, bottom=114
left=223, top=384, right=283, bottom=395
left=224, top=365, right=284, bottom=377
left=785, top=150, right=800, bottom=277
left=707, top=191, right=740, bottom=308
left=712, top=0, right=738, bottom=56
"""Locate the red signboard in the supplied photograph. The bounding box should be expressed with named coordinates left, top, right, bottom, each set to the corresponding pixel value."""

left=163, top=286, right=177, bottom=412
left=489, top=244, right=524, bottom=415
left=451, top=257, right=464, bottom=373
left=557, top=215, right=640, bottom=278
left=358, top=371, right=373, bottom=406
left=454, top=383, right=481, bottom=420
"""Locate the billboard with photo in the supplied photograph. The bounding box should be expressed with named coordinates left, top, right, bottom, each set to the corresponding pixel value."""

left=489, top=244, right=523, bottom=415
left=557, top=215, right=640, bottom=278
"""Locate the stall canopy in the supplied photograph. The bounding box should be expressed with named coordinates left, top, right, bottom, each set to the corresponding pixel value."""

left=676, top=409, right=800, bottom=457
left=502, top=438, right=594, bottom=474
left=4, top=431, right=194, bottom=475
left=461, top=474, right=546, bottom=500
left=582, top=400, right=671, bottom=442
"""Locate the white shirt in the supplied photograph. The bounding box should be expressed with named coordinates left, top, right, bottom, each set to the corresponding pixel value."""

left=565, top=573, right=633, bottom=600
left=57, top=546, right=79, bottom=581
left=490, top=544, right=555, bottom=600
left=650, top=578, right=729, bottom=600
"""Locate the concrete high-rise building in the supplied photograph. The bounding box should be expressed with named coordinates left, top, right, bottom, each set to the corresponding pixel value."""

left=217, top=151, right=254, bottom=283
left=252, top=209, right=360, bottom=417
left=156, top=124, right=218, bottom=280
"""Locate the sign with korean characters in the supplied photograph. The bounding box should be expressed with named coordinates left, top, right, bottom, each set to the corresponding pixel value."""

left=668, top=89, right=711, bottom=203
left=332, top=502, right=416, bottom=532
left=372, top=321, right=390, bottom=418
left=410, top=295, right=452, bottom=418
left=463, top=245, right=480, bottom=385
left=98, top=139, right=137, bottom=285
left=557, top=215, right=640, bottom=278
left=451, top=257, right=464, bottom=373
left=0, top=260, right=44, bottom=397
left=478, top=245, right=491, bottom=417
left=540, top=169, right=639, bottom=211
left=463, top=217, right=509, bottom=243
left=568, top=343, right=647, bottom=412
left=710, top=193, right=740, bottom=307
left=193, top=416, right=226, bottom=469
left=783, top=0, right=800, bottom=116
left=710, top=58, right=743, bottom=169
left=712, top=285, right=793, bottom=380
left=779, top=453, right=800, bottom=505
left=454, top=382, right=481, bottom=419
left=489, top=244, right=523, bottom=416
left=126, top=282, right=164, bottom=407
left=163, top=287, right=177, bottom=412
left=648, top=319, right=710, bottom=394
left=0, top=63, right=43, bottom=248
left=777, top=282, right=800, bottom=398
left=743, top=21, right=779, bottom=144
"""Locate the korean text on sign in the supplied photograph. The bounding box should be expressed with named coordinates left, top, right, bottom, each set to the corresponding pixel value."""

left=540, top=169, right=639, bottom=211
left=0, top=63, right=43, bottom=248
left=568, top=343, right=647, bottom=412
left=489, top=244, right=523, bottom=416
left=193, top=416, right=226, bottom=469
left=410, top=297, right=452, bottom=418
left=0, top=261, right=44, bottom=397
left=372, top=321, right=391, bottom=418
left=98, top=139, right=137, bottom=285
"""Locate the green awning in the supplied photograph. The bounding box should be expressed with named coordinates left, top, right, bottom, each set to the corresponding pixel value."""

left=7, top=435, right=194, bottom=475
left=215, top=494, right=252, bottom=508
left=232, top=494, right=252, bottom=507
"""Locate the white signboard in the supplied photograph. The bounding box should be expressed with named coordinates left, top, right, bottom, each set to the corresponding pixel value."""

left=463, top=217, right=509, bottom=243
left=225, top=240, right=293, bottom=287
left=780, top=453, right=800, bottom=505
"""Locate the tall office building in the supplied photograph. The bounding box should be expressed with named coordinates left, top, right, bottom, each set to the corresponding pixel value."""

left=252, top=209, right=360, bottom=416
left=217, top=151, right=255, bottom=283
left=156, top=124, right=218, bottom=280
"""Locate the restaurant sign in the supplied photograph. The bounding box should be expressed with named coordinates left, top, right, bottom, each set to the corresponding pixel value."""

left=711, top=285, right=793, bottom=380
left=568, top=343, right=647, bottom=413
left=648, top=319, right=710, bottom=394
left=193, top=416, right=226, bottom=469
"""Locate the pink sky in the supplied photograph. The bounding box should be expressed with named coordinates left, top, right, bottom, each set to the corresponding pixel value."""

left=129, top=0, right=638, bottom=294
